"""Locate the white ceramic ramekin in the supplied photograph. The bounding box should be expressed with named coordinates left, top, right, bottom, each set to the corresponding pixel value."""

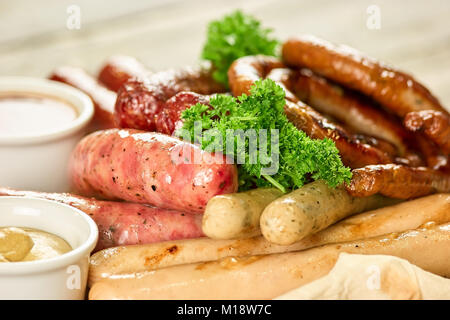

left=0, top=77, right=94, bottom=192
left=0, top=196, right=98, bottom=300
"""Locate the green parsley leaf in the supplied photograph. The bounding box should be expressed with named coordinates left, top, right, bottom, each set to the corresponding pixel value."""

left=176, top=79, right=352, bottom=192
left=202, top=10, right=279, bottom=87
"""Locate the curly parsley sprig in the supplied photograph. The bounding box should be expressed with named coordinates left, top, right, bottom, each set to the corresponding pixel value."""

left=202, top=10, right=279, bottom=87
left=176, top=79, right=352, bottom=192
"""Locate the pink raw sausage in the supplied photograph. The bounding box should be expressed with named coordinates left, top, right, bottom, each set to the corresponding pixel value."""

left=0, top=187, right=204, bottom=251
left=69, top=129, right=238, bottom=213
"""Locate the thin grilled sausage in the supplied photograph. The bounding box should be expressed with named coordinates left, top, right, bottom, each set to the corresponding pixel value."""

left=284, top=101, right=393, bottom=167
left=267, top=67, right=407, bottom=161
left=415, top=134, right=449, bottom=171
left=227, top=55, right=284, bottom=97
left=282, top=36, right=450, bottom=165
left=282, top=35, right=447, bottom=117
left=346, top=164, right=450, bottom=199
left=228, top=55, right=393, bottom=168
left=98, top=55, right=151, bottom=92
left=278, top=67, right=415, bottom=156
left=404, top=110, right=450, bottom=155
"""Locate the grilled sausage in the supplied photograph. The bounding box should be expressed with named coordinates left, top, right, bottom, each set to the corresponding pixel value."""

left=69, top=129, right=238, bottom=213
left=0, top=187, right=204, bottom=251
left=276, top=67, right=415, bottom=156
left=228, top=55, right=393, bottom=168
left=49, top=66, right=116, bottom=130
left=282, top=35, right=447, bottom=117
left=282, top=36, right=450, bottom=167
left=89, top=223, right=450, bottom=300
left=404, top=110, right=450, bottom=155
left=268, top=67, right=427, bottom=166
left=115, top=66, right=224, bottom=131
left=98, top=55, right=151, bottom=92
left=227, top=55, right=284, bottom=97
left=155, top=92, right=211, bottom=135
left=284, top=101, right=392, bottom=167
left=346, top=164, right=450, bottom=198
left=88, top=193, right=450, bottom=286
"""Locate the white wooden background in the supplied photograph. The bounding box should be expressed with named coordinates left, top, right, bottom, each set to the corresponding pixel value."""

left=0, top=0, right=449, bottom=108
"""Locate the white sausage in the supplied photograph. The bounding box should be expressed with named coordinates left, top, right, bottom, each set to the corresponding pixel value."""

left=89, top=193, right=450, bottom=287
left=89, top=223, right=450, bottom=300
left=202, top=188, right=283, bottom=239
left=260, top=180, right=398, bottom=245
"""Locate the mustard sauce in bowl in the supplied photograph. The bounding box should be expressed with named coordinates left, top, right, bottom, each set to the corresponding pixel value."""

left=0, top=227, right=72, bottom=263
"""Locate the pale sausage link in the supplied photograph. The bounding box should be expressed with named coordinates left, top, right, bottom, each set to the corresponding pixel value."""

left=88, top=223, right=450, bottom=300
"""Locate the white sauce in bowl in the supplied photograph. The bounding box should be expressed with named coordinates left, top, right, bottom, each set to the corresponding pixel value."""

left=0, top=93, right=78, bottom=136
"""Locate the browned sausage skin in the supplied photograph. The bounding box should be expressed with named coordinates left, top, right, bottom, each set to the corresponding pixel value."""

left=155, top=92, right=211, bottom=135
left=414, top=134, right=449, bottom=171
left=283, top=102, right=392, bottom=168
left=98, top=55, right=151, bottom=92
left=283, top=68, right=416, bottom=156
left=49, top=66, right=116, bottom=130
left=228, top=55, right=450, bottom=195
left=281, top=36, right=450, bottom=164
left=404, top=110, right=450, bottom=155
left=115, top=66, right=225, bottom=131
left=267, top=68, right=411, bottom=160
left=227, top=57, right=393, bottom=168
left=227, top=55, right=285, bottom=97
left=346, top=164, right=450, bottom=199
left=282, top=35, right=447, bottom=117
left=280, top=38, right=450, bottom=166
